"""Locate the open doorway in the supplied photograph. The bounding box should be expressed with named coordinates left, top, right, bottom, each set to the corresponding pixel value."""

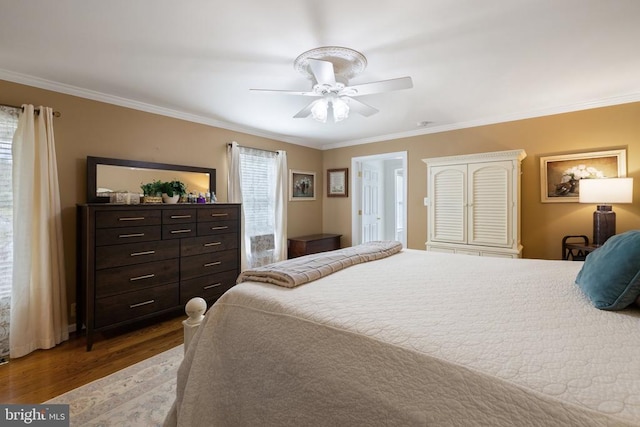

left=351, top=151, right=407, bottom=247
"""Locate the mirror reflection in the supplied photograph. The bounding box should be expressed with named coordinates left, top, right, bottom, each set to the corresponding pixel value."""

left=86, top=156, right=216, bottom=203
left=96, top=165, right=210, bottom=196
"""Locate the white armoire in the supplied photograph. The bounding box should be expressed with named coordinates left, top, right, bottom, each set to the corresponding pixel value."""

left=422, top=149, right=527, bottom=258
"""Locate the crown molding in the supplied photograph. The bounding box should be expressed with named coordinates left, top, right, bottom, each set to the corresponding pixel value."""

left=0, top=68, right=320, bottom=149
left=2, top=68, right=639, bottom=152
left=321, top=92, right=640, bottom=150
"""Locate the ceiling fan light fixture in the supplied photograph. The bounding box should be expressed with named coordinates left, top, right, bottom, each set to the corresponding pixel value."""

left=253, top=46, right=412, bottom=122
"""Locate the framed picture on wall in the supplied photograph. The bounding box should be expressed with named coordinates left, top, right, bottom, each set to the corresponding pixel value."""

left=289, top=170, right=316, bottom=201
left=327, top=168, right=348, bottom=197
left=539, top=149, right=627, bottom=203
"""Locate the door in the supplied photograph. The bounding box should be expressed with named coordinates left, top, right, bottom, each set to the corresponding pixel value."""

left=352, top=152, right=407, bottom=247
left=361, top=161, right=382, bottom=243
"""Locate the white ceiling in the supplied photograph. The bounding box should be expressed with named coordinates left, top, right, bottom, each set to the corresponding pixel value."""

left=1, top=0, right=639, bottom=150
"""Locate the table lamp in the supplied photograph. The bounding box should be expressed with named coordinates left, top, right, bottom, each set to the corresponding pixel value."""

left=579, top=177, right=633, bottom=246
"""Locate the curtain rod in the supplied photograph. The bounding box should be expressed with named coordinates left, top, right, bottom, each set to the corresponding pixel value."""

left=227, top=143, right=278, bottom=154
left=1, top=103, right=61, bottom=118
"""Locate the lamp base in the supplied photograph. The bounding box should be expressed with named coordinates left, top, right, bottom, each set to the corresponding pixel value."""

left=593, top=205, right=615, bottom=246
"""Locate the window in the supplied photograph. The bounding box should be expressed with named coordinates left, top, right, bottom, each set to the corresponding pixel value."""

left=239, top=146, right=278, bottom=267
left=0, top=106, right=18, bottom=300
left=0, top=105, right=18, bottom=360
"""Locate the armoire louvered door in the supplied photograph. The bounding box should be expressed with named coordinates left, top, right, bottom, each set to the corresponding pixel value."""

left=431, top=165, right=466, bottom=243
left=467, top=161, right=512, bottom=247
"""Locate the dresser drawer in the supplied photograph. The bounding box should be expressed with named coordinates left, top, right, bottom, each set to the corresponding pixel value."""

left=94, top=283, right=179, bottom=329
left=95, top=240, right=180, bottom=270
left=197, top=206, right=239, bottom=223
left=181, top=233, right=239, bottom=257
left=96, top=225, right=161, bottom=246
left=163, top=209, right=196, bottom=224
left=95, top=259, right=179, bottom=298
left=180, top=249, right=238, bottom=281
left=96, top=209, right=161, bottom=228
left=162, top=223, right=197, bottom=240
left=197, top=220, right=239, bottom=236
left=180, top=270, right=237, bottom=305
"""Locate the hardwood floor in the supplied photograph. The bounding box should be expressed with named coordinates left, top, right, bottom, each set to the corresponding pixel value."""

left=0, top=312, right=184, bottom=404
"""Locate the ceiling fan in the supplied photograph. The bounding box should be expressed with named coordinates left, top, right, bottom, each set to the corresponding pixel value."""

left=250, top=46, right=413, bottom=123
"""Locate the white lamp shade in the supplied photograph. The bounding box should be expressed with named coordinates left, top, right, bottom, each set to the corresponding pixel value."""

left=310, top=98, right=328, bottom=123
left=579, top=178, right=633, bottom=204
left=332, top=97, right=350, bottom=122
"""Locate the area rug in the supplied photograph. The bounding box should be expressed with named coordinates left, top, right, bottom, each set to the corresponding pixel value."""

left=46, top=345, right=183, bottom=426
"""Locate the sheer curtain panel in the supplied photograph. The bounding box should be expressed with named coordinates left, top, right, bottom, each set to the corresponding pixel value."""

left=227, top=142, right=247, bottom=269
left=11, top=105, right=68, bottom=358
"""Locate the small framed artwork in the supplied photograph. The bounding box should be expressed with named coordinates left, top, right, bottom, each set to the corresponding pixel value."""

left=289, top=169, right=316, bottom=201
left=327, top=168, right=349, bottom=197
left=539, top=149, right=626, bottom=203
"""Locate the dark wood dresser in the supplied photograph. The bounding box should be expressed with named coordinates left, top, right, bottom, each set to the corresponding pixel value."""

left=77, top=203, right=240, bottom=350
left=288, top=233, right=342, bottom=258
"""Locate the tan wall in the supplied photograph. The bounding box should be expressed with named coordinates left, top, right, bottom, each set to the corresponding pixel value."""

left=3, top=77, right=640, bottom=320
left=0, top=79, right=324, bottom=320
left=323, top=102, right=640, bottom=259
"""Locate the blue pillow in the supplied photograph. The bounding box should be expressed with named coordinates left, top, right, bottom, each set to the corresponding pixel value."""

left=575, top=230, right=640, bottom=310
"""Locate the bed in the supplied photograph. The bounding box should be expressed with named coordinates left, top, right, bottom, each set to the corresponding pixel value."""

left=164, top=237, right=640, bottom=426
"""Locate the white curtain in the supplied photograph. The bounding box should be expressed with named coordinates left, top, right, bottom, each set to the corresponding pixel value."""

left=11, top=105, right=68, bottom=358
left=274, top=150, right=288, bottom=261
left=227, top=141, right=287, bottom=270
left=227, top=142, right=248, bottom=270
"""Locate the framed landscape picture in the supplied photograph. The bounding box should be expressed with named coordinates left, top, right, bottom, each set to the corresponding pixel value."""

left=289, top=170, right=316, bottom=201
left=539, top=149, right=626, bottom=203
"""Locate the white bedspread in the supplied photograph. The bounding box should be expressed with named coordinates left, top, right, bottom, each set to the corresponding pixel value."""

left=165, top=249, right=640, bottom=426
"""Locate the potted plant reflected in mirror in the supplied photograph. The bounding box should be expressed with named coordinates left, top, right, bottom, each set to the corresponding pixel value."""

left=140, top=180, right=187, bottom=204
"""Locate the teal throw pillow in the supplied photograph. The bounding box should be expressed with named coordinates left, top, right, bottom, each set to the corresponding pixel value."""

left=575, top=230, right=640, bottom=310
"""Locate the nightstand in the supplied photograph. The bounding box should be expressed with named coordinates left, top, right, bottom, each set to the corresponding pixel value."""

left=562, top=235, right=599, bottom=261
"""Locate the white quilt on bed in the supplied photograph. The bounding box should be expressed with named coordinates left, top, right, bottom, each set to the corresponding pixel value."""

left=165, top=249, right=640, bottom=426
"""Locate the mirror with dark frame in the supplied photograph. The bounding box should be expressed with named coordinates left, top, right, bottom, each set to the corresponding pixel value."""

left=86, top=156, right=217, bottom=203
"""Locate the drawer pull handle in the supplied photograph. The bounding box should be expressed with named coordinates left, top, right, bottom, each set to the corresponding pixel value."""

left=119, top=216, right=145, bottom=221
left=210, top=213, right=228, bottom=217
left=130, top=250, right=155, bottom=257
left=210, top=226, right=228, bottom=231
left=204, top=242, right=222, bottom=247
left=171, top=215, right=192, bottom=219
left=130, top=300, right=155, bottom=309
left=204, top=261, right=221, bottom=267
left=171, top=229, right=192, bottom=234
left=130, top=273, right=155, bottom=281
left=204, top=283, right=222, bottom=290
left=119, top=233, right=145, bottom=238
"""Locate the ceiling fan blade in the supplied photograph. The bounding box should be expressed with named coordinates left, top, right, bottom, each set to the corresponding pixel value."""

left=293, top=101, right=315, bottom=118
left=344, top=76, right=413, bottom=97
left=250, top=88, right=319, bottom=97
left=307, top=58, right=336, bottom=86
left=347, top=97, right=379, bottom=117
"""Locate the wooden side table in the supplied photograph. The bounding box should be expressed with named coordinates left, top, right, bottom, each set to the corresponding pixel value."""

left=562, top=235, right=599, bottom=261
left=288, top=233, right=342, bottom=258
